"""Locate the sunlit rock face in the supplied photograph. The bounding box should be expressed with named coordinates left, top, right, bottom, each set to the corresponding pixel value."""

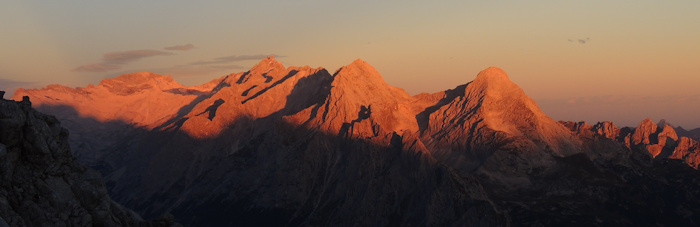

left=415, top=66, right=582, bottom=186
left=16, top=57, right=700, bottom=226
left=593, top=121, right=621, bottom=140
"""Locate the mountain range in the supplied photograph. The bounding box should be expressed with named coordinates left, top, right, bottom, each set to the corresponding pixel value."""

left=8, top=56, right=700, bottom=226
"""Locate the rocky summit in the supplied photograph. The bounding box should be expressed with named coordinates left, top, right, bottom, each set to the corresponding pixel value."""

left=13, top=56, right=700, bottom=226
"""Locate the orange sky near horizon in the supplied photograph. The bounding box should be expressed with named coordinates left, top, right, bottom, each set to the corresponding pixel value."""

left=1, top=1, right=699, bottom=128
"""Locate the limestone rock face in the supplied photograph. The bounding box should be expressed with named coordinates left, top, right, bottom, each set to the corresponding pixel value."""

left=592, top=121, right=621, bottom=140
left=629, top=119, right=688, bottom=159
left=318, top=59, right=419, bottom=139
left=670, top=137, right=700, bottom=168
left=170, top=56, right=335, bottom=139
left=632, top=118, right=658, bottom=146
left=566, top=118, right=700, bottom=169
left=654, top=119, right=700, bottom=169
left=560, top=121, right=593, bottom=136
left=416, top=67, right=581, bottom=185
left=0, top=97, right=174, bottom=226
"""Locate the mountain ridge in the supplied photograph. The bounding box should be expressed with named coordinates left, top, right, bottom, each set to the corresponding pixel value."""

left=10, top=56, right=700, bottom=225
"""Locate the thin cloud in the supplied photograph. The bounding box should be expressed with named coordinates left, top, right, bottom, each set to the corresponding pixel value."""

left=146, top=54, right=281, bottom=79
left=568, top=37, right=590, bottom=44
left=102, top=50, right=174, bottom=64
left=209, top=65, right=246, bottom=70
left=73, top=49, right=174, bottom=72
left=72, top=63, right=121, bottom=72
left=158, top=64, right=245, bottom=78
left=155, top=54, right=282, bottom=79
left=190, top=54, right=283, bottom=65
left=164, top=44, right=195, bottom=51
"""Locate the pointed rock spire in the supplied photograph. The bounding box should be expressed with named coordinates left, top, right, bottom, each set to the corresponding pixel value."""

left=236, top=56, right=288, bottom=85
left=592, top=121, right=621, bottom=140
left=249, top=56, right=286, bottom=74
left=632, top=118, right=658, bottom=145
left=658, top=124, right=679, bottom=146
left=322, top=58, right=418, bottom=136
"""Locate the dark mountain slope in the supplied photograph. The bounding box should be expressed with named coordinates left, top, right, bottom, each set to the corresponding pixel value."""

left=0, top=95, right=175, bottom=226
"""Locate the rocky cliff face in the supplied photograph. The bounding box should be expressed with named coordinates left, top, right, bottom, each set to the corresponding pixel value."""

left=592, top=121, right=621, bottom=140
left=0, top=95, right=175, bottom=226
left=670, top=137, right=700, bottom=168
left=416, top=67, right=581, bottom=187
left=14, top=57, right=700, bottom=226
left=563, top=118, right=700, bottom=169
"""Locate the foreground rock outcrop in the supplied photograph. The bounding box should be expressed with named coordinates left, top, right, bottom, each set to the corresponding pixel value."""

left=0, top=96, right=176, bottom=226
left=14, top=57, right=700, bottom=226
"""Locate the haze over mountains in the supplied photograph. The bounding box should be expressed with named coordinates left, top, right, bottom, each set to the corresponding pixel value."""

left=8, top=57, right=700, bottom=225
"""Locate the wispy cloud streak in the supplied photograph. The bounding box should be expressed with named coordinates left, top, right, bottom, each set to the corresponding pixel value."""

left=73, top=49, right=174, bottom=72
left=568, top=37, right=591, bottom=44
left=164, top=44, right=195, bottom=51
left=157, top=54, right=281, bottom=78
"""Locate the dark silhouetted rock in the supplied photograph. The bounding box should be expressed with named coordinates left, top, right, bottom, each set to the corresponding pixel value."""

left=0, top=98, right=176, bottom=226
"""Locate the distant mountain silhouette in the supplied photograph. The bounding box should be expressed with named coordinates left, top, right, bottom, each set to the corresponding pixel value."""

left=672, top=120, right=700, bottom=142
left=13, top=56, right=700, bottom=226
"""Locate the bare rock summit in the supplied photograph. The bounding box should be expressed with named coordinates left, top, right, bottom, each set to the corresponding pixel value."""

left=416, top=66, right=581, bottom=186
